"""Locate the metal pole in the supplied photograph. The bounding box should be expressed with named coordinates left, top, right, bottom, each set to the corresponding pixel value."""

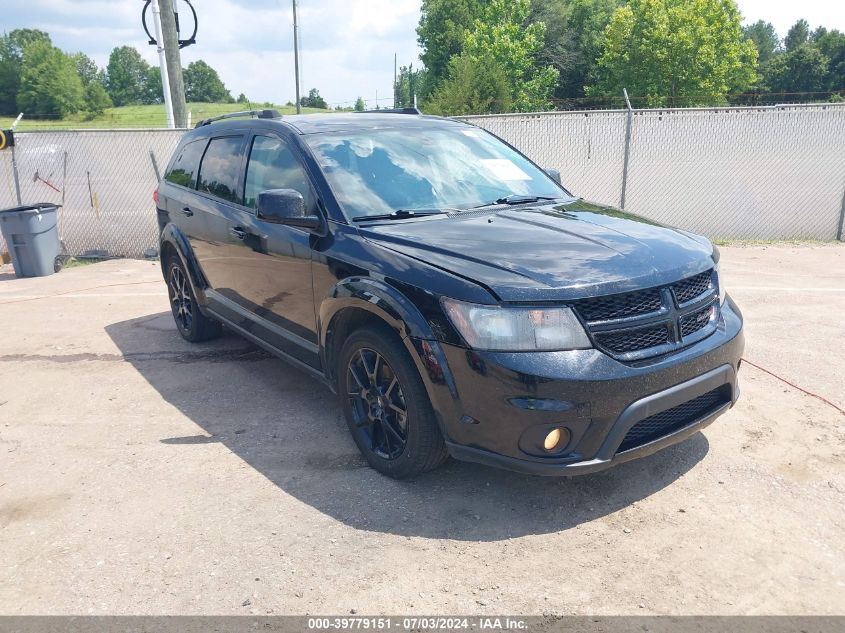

left=159, top=0, right=188, bottom=127
left=293, top=0, right=301, bottom=114
left=10, top=145, right=21, bottom=206
left=151, top=0, right=175, bottom=128
left=394, top=53, right=397, bottom=108
left=837, top=180, right=845, bottom=241
left=620, top=88, right=634, bottom=210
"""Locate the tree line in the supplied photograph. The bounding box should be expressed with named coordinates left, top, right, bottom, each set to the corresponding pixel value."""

left=405, top=0, right=845, bottom=115
left=0, top=29, right=237, bottom=118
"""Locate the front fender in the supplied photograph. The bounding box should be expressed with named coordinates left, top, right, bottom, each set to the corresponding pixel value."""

left=159, top=223, right=209, bottom=306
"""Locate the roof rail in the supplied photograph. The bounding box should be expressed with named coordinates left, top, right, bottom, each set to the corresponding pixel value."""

left=194, top=109, right=282, bottom=128
left=356, top=107, right=422, bottom=115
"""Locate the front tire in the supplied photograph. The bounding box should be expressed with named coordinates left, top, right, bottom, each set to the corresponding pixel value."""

left=166, top=256, right=221, bottom=343
left=338, top=324, right=448, bottom=479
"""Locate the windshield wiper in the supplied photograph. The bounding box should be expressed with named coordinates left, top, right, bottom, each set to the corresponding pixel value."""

left=472, top=194, right=561, bottom=209
left=351, top=208, right=456, bottom=222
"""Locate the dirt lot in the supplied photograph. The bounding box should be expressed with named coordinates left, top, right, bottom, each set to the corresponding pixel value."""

left=0, top=245, right=843, bottom=615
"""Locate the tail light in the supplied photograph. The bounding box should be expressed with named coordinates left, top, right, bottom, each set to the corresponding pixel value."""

left=153, top=190, right=159, bottom=205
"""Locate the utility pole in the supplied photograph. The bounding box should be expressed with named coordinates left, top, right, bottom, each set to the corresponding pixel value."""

left=394, top=53, right=397, bottom=108
left=293, top=0, right=301, bottom=114
left=150, top=0, right=175, bottom=128
left=159, top=0, right=188, bottom=127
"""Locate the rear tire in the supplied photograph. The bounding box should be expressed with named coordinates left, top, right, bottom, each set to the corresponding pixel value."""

left=166, top=256, right=221, bottom=343
left=338, top=324, right=448, bottom=479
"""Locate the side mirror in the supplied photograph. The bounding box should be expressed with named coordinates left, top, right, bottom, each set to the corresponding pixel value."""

left=257, top=189, right=322, bottom=231
left=545, top=168, right=562, bottom=185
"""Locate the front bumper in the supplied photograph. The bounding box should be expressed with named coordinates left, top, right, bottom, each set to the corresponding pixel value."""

left=412, top=296, right=744, bottom=476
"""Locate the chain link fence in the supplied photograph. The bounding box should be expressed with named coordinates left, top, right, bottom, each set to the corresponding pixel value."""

left=463, top=103, right=845, bottom=241
left=0, top=129, right=182, bottom=258
left=1, top=104, right=844, bottom=260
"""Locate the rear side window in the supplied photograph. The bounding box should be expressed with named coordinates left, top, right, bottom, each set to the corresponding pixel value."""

left=243, top=135, right=316, bottom=212
left=165, top=138, right=206, bottom=188
left=197, top=136, right=245, bottom=203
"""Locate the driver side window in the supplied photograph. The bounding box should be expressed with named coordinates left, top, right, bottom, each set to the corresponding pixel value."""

left=243, top=135, right=316, bottom=213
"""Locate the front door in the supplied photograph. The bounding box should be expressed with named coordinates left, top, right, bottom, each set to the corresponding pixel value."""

left=226, top=133, right=320, bottom=366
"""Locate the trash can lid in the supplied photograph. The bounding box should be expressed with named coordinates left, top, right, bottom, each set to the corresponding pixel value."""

left=0, top=203, right=62, bottom=215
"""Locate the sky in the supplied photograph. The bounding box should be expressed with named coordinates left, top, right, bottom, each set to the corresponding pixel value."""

left=2, top=0, right=844, bottom=109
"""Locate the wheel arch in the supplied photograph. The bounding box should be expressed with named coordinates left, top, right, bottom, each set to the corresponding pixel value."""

left=320, top=277, right=431, bottom=379
left=159, top=223, right=209, bottom=306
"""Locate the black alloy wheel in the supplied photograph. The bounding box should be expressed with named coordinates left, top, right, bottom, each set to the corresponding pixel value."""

left=347, top=347, right=409, bottom=460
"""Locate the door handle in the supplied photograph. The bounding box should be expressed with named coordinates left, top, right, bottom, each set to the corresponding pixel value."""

left=181, top=207, right=194, bottom=217
left=229, top=226, right=247, bottom=240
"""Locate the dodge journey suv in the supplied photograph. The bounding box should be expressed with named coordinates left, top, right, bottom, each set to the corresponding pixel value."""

left=155, top=108, right=744, bottom=478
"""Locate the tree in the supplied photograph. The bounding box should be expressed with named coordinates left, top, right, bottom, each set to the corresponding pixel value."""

left=813, top=28, right=845, bottom=91
left=17, top=39, right=85, bottom=116
left=83, top=81, right=112, bottom=117
left=236, top=93, right=249, bottom=104
left=299, top=87, right=327, bottom=109
left=743, top=20, right=780, bottom=65
left=764, top=44, right=830, bottom=95
left=354, top=96, right=366, bottom=112
left=0, top=29, right=51, bottom=114
left=107, top=46, right=151, bottom=106
left=589, top=0, right=758, bottom=107
left=416, top=0, right=486, bottom=97
left=183, top=60, right=232, bottom=102
left=143, top=66, right=162, bottom=104
left=72, top=52, right=100, bottom=86
left=394, top=64, right=426, bottom=107
left=425, top=53, right=513, bottom=115
left=461, top=0, right=559, bottom=111
left=70, top=52, right=112, bottom=115
left=533, top=0, right=623, bottom=102
left=784, top=19, right=810, bottom=52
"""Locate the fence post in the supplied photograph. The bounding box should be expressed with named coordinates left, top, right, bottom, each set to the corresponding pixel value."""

left=620, top=88, right=634, bottom=210
left=837, top=181, right=845, bottom=241
left=10, top=144, right=21, bottom=206
left=9, top=113, right=23, bottom=206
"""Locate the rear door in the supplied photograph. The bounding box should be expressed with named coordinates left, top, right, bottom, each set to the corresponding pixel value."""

left=187, top=133, right=249, bottom=296
left=160, top=136, right=207, bottom=247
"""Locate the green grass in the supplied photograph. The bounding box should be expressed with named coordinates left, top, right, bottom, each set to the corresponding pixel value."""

left=0, top=102, right=334, bottom=130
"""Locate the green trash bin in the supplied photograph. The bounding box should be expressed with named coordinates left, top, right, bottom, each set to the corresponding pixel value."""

left=0, top=203, right=62, bottom=278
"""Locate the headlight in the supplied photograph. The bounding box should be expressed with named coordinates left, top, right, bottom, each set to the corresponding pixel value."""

left=713, top=248, right=726, bottom=305
left=441, top=298, right=592, bottom=351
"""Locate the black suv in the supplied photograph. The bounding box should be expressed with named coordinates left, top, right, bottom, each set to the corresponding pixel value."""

left=155, top=109, right=744, bottom=479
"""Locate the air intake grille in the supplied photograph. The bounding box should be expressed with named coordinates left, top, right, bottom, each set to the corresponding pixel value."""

left=595, top=324, right=670, bottom=354
left=672, top=270, right=714, bottom=304
left=617, top=387, right=729, bottom=453
left=576, top=289, right=663, bottom=321
left=680, top=304, right=715, bottom=337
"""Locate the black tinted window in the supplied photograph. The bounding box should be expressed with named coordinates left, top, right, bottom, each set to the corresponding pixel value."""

left=165, top=138, right=206, bottom=188
left=244, top=135, right=315, bottom=212
left=197, top=136, right=244, bottom=203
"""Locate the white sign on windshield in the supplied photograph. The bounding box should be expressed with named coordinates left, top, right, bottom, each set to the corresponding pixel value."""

left=479, top=158, right=532, bottom=181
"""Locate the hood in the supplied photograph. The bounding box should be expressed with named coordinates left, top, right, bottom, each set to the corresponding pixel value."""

left=358, top=200, right=716, bottom=302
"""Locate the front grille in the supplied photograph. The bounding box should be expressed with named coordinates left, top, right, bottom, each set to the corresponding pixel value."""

left=576, top=288, right=662, bottom=321
left=573, top=268, right=717, bottom=360
left=672, top=270, right=713, bottom=304
left=617, top=387, right=729, bottom=453
left=595, top=324, right=670, bottom=354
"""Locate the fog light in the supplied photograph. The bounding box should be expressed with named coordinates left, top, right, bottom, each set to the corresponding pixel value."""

left=544, top=428, right=563, bottom=451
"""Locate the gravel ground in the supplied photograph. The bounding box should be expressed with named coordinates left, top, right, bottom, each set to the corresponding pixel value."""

left=0, top=244, right=843, bottom=615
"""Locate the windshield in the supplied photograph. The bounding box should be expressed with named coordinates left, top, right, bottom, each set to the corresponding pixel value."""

left=304, top=125, right=571, bottom=219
